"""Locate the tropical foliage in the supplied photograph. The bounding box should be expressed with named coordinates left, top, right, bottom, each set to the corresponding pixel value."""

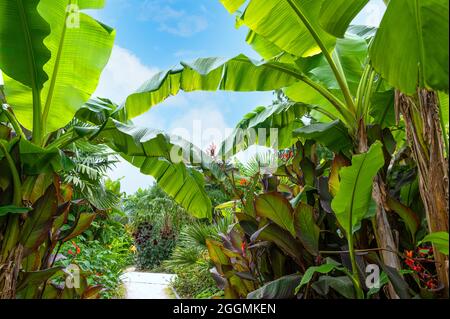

left=0, top=0, right=448, bottom=300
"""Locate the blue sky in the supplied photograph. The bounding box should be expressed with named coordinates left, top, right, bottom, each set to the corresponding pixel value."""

left=89, top=0, right=386, bottom=194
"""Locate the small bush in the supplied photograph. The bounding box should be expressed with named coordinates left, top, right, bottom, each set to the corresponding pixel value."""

left=170, top=264, right=220, bottom=299
left=133, top=221, right=177, bottom=270
left=125, top=186, right=193, bottom=270
left=58, top=211, right=134, bottom=299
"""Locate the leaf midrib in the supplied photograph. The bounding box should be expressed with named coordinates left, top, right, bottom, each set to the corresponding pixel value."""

left=16, top=0, right=43, bottom=142
left=348, top=153, right=368, bottom=235
left=42, top=0, right=74, bottom=135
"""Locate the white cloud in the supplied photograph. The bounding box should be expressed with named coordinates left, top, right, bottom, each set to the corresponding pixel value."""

left=169, top=104, right=229, bottom=150
left=138, top=0, right=208, bottom=37
left=160, top=15, right=208, bottom=37
left=94, top=45, right=159, bottom=104
left=354, top=0, right=386, bottom=27
left=97, top=45, right=160, bottom=193
left=109, top=159, right=156, bottom=195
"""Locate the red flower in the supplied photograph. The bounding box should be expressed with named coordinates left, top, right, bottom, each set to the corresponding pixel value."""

left=71, top=241, right=81, bottom=254
left=239, top=178, right=248, bottom=186
left=405, top=250, right=413, bottom=259
left=241, top=242, right=247, bottom=257
left=405, top=258, right=414, bottom=267
left=68, top=249, right=74, bottom=255
left=425, top=279, right=437, bottom=289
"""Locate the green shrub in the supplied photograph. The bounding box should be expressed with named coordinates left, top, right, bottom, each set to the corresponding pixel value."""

left=170, top=264, right=221, bottom=299
left=125, top=186, right=193, bottom=270
left=164, top=217, right=234, bottom=299
left=132, top=221, right=177, bottom=270
left=58, top=211, right=133, bottom=299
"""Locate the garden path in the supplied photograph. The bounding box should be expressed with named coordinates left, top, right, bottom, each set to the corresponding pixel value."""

left=121, top=271, right=177, bottom=299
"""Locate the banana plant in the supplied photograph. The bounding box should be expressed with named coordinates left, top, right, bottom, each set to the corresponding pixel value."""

left=113, top=0, right=448, bottom=297
left=0, top=0, right=215, bottom=298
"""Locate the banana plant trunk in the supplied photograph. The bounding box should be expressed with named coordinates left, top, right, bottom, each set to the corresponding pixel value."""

left=0, top=245, right=23, bottom=299
left=396, top=89, right=449, bottom=294
left=357, top=121, right=401, bottom=299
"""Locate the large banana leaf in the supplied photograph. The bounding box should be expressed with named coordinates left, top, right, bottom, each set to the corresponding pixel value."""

left=95, top=119, right=213, bottom=219
left=295, top=35, right=369, bottom=96
left=121, top=55, right=303, bottom=119
left=227, top=0, right=336, bottom=58
left=219, top=102, right=306, bottom=156
left=331, top=141, right=384, bottom=235
left=219, top=0, right=246, bottom=13
left=245, top=31, right=295, bottom=62
left=0, top=0, right=51, bottom=141
left=319, top=0, right=369, bottom=37
left=370, top=0, right=449, bottom=94
left=293, top=120, right=353, bottom=155
left=2, top=0, right=115, bottom=139
left=0, top=0, right=50, bottom=90
left=284, top=82, right=342, bottom=122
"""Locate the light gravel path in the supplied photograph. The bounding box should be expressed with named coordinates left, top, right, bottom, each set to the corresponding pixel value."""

left=121, top=271, right=177, bottom=299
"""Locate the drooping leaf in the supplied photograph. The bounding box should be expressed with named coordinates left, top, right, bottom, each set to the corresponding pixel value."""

left=331, top=141, right=384, bottom=235
left=294, top=203, right=320, bottom=256
left=247, top=274, right=301, bottom=299
left=254, top=192, right=296, bottom=237
left=96, top=119, right=213, bottom=219
left=370, top=0, right=449, bottom=94
left=418, top=232, right=449, bottom=255
left=121, top=55, right=301, bottom=119
left=293, top=120, right=353, bottom=155
left=251, top=223, right=303, bottom=265
left=219, top=102, right=306, bottom=156
left=319, top=0, right=369, bottom=38
left=0, top=205, right=31, bottom=217
left=60, top=212, right=96, bottom=242
left=16, top=267, right=64, bottom=292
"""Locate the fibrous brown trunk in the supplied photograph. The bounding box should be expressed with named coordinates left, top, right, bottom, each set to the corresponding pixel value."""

left=0, top=245, right=23, bottom=299
left=396, top=89, right=449, bottom=295
left=357, top=120, right=401, bottom=299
